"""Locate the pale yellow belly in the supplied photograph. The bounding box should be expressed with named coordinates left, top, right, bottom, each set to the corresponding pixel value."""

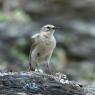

left=31, top=43, right=54, bottom=64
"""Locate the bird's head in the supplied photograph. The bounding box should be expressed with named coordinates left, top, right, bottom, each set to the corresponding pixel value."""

left=41, top=24, right=56, bottom=35
left=40, top=24, right=64, bottom=37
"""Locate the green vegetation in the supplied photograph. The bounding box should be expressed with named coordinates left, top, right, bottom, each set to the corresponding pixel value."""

left=0, top=11, right=8, bottom=21
left=11, top=47, right=28, bottom=64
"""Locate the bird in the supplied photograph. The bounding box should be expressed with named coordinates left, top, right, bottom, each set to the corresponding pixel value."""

left=29, top=24, right=57, bottom=73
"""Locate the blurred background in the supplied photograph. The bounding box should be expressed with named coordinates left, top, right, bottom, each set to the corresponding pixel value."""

left=0, top=0, right=95, bottom=85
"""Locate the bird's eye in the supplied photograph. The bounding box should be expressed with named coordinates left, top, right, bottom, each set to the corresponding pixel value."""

left=47, top=26, right=50, bottom=29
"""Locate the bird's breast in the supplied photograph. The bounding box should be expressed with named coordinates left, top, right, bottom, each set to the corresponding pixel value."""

left=31, top=37, right=56, bottom=63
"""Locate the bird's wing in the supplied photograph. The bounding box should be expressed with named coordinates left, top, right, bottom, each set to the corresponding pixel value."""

left=31, top=33, right=40, bottom=50
left=29, top=33, right=40, bottom=70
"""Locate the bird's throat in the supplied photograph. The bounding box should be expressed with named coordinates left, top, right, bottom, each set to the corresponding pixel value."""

left=41, top=31, right=54, bottom=38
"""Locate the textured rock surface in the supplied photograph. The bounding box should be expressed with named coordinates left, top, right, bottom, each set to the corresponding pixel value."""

left=0, top=0, right=95, bottom=85
left=0, top=72, right=86, bottom=95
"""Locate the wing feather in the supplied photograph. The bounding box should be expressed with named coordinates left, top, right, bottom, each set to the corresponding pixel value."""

left=29, top=33, right=40, bottom=70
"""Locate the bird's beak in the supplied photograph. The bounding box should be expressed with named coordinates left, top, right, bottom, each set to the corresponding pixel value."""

left=52, top=27, right=64, bottom=30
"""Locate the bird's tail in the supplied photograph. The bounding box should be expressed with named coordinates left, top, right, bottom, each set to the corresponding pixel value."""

left=28, top=48, right=34, bottom=71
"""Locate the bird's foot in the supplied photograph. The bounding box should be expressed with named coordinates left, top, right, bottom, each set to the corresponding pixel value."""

left=35, top=69, right=44, bottom=73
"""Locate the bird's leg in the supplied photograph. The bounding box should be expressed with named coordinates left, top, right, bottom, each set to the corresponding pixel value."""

left=35, top=62, right=39, bottom=72
left=46, top=62, right=52, bottom=74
